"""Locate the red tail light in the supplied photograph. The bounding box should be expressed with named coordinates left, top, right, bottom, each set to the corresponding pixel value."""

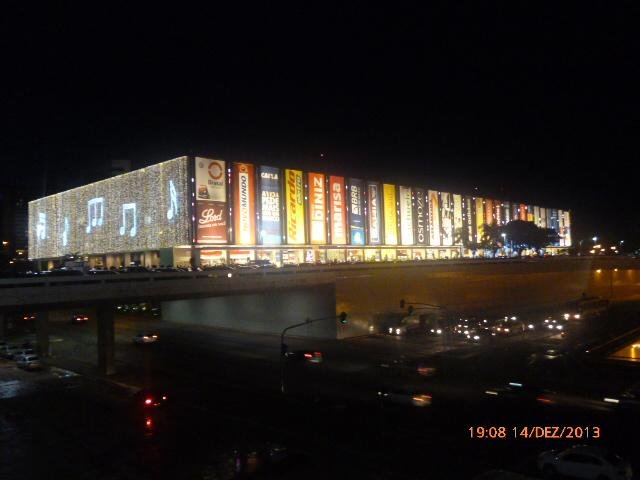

left=144, top=397, right=153, bottom=405
left=304, top=353, right=312, bottom=358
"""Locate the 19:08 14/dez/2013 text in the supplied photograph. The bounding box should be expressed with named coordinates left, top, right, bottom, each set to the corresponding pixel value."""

left=469, top=426, right=601, bottom=439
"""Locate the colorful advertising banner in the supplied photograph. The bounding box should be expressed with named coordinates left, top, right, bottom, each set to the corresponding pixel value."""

left=440, top=192, right=453, bottom=246
left=308, top=173, right=326, bottom=244
left=527, top=205, right=535, bottom=222
left=258, top=166, right=281, bottom=245
left=330, top=175, right=347, bottom=244
left=475, top=197, right=485, bottom=240
left=428, top=190, right=440, bottom=246
left=539, top=207, right=548, bottom=228
left=519, top=203, right=527, bottom=221
left=399, top=186, right=414, bottom=245
left=502, top=201, right=511, bottom=224
left=195, top=157, right=226, bottom=202
left=511, top=203, right=519, bottom=221
left=453, top=194, right=463, bottom=241
left=367, top=182, right=382, bottom=245
left=533, top=206, right=541, bottom=227
left=413, top=188, right=427, bottom=245
left=484, top=199, right=494, bottom=225
left=285, top=169, right=305, bottom=244
left=549, top=208, right=559, bottom=231
left=348, top=179, right=365, bottom=245
left=196, top=157, right=228, bottom=244
left=383, top=184, right=398, bottom=245
left=463, top=196, right=475, bottom=243
left=564, top=211, right=572, bottom=246
left=233, top=163, right=256, bottom=245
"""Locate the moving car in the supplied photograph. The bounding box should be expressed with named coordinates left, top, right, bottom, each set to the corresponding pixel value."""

left=70, top=314, right=89, bottom=324
left=16, top=354, right=42, bottom=370
left=537, top=445, right=632, bottom=480
left=285, top=350, right=323, bottom=364
left=377, top=386, right=432, bottom=407
left=133, top=333, right=159, bottom=344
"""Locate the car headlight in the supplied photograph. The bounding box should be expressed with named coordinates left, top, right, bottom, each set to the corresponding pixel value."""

left=528, top=324, right=534, bottom=329
left=563, top=314, right=570, bottom=320
left=548, top=325, right=554, bottom=329
left=556, top=325, right=563, bottom=330
left=395, top=328, right=401, bottom=335
left=574, top=314, right=580, bottom=319
left=388, top=327, right=393, bottom=334
left=436, top=329, right=442, bottom=334
left=473, top=335, right=480, bottom=340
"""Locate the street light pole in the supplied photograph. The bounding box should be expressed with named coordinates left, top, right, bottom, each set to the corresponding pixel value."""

left=280, top=312, right=347, bottom=394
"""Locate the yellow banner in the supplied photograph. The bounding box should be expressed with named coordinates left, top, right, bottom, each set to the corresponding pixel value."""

left=383, top=184, right=398, bottom=245
left=285, top=169, right=305, bottom=244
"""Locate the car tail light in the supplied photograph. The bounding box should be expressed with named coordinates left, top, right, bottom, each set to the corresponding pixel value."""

left=304, top=353, right=312, bottom=358
left=145, top=397, right=153, bottom=405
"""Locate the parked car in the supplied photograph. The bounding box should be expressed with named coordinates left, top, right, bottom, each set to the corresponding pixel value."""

left=16, top=354, right=42, bottom=370
left=537, top=445, right=632, bottom=480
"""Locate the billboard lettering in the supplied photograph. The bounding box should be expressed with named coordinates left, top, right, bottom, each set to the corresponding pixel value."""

left=285, top=169, right=305, bottom=244
left=399, top=186, right=414, bottom=245
left=308, top=173, right=326, bottom=244
left=348, top=179, right=365, bottom=245
left=330, top=176, right=347, bottom=244
left=258, top=166, right=281, bottom=244
left=413, top=188, right=426, bottom=245
left=383, top=184, right=398, bottom=245
left=367, top=182, right=381, bottom=245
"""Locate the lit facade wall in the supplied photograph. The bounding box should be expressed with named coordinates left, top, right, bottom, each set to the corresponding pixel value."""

left=28, top=156, right=190, bottom=259
left=28, top=155, right=572, bottom=260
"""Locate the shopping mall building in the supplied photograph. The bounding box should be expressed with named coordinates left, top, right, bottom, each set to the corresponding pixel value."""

left=28, top=156, right=571, bottom=269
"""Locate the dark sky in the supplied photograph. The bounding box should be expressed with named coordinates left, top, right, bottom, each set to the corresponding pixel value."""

left=2, top=3, right=639, bottom=246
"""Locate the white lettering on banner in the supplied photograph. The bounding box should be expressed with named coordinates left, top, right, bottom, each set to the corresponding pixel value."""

left=351, top=185, right=361, bottom=215
left=119, top=203, right=137, bottom=237
left=86, top=197, right=104, bottom=233
left=416, top=194, right=425, bottom=243
left=332, top=181, right=344, bottom=239
left=313, top=176, right=324, bottom=220
left=239, top=172, right=250, bottom=241
left=166, top=180, right=178, bottom=220
left=261, top=191, right=279, bottom=221
left=199, top=208, right=223, bottom=224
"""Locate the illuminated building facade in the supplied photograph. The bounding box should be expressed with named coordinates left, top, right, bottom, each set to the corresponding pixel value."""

left=28, top=156, right=572, bottom=268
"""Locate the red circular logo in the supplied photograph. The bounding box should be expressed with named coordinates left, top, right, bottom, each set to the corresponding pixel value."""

left=208, top=161, right=223, bottom=180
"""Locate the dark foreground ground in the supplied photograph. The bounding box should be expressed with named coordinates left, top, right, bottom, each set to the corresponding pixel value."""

left=2, top=303, right=640, bottom=479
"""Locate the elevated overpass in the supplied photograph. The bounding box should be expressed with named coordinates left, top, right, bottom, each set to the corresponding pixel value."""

left=1, top=256, right=638, bottom=375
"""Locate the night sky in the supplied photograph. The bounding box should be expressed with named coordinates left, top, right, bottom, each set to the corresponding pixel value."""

left=2, top=3, right=639, bottom=246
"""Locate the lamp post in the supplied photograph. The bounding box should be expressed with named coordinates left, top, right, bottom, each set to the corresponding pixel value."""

left=280, top=312, right=347, bottom=394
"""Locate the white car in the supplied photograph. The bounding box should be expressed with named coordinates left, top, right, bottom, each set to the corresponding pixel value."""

left=133, top=333, right=159, bottom=344
left=537, top=445, right=632, bottom=480
left=16, top=354, right=42, bottom=370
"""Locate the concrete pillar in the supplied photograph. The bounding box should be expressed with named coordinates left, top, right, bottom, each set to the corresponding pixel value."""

left=36, top=310, right=50, bottom=358
left=0, top=312, right=5, bottom=343
left=97, top=305, right=115, bottom=376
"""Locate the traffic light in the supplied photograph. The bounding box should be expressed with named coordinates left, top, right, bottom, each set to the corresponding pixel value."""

left=339, top=311, right=348, bottom=325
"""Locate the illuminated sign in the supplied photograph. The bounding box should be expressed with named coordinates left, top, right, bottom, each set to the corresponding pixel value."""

left=475, top=197, right=484, bottom=240
left=428, top=190, right=440, bottom=246
left=308, top=173, right=326, bottom=244
left=367, top=182, right=381, bottom=245
left=233, top=163, right=256, bottom=245
left=383, top=184, right=398, bottom=245
left=413, top=188, right=426, bottom=245
left=330, top=176, right=347, bottom=244
left=519, top=203, right=527, bottom=221
left=28, top=156, right=191, bottom=258
left=285, top=169, right=305, bottom=244
left=484, top=199, right=494, bottom=225
left=259, top=166, right=281, bottom=245
left=494, top=201, right=502, bottom=226
left=196, top=157, right=228, bottom=244
left=399, top=186, right=413, bottom=245
left=463, top=196, right=475, bottom=243
left=453, top=194, right=463, bottom=241
left=348, top=179, right=365, bottom=245
left=440, top=192, right=453, bottom=246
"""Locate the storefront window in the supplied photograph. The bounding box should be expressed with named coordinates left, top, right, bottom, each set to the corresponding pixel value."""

left=364, top=249, right=380, bottom=262
left=380, top=248, right=396, bottom=262
left=326, top=249, right=346, bottom=264
left=282, top=249, right=304, bottom=265
left=347, top=249, right=363, bottom=262
left=412, top=248, right=425, bottom=260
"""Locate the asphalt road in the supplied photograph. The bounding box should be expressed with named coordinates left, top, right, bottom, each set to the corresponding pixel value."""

left=2, top=306, right=640, bottom=479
